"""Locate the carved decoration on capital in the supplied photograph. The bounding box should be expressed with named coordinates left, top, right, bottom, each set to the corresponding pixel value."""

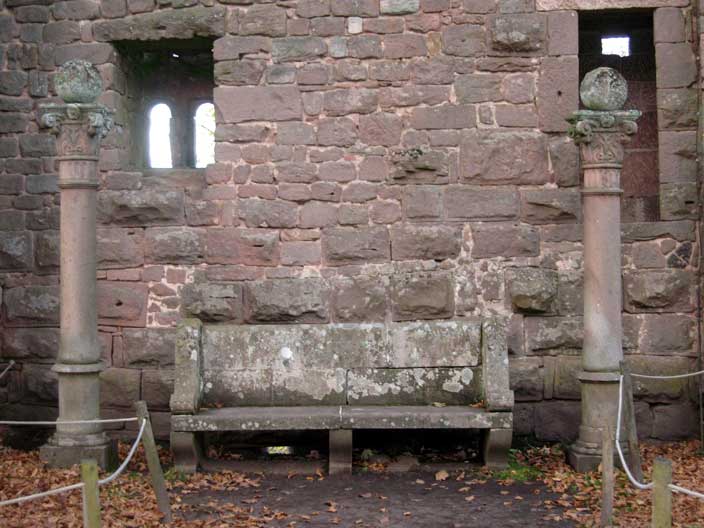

left=568, top=110, right=640, bottom=167
left=39, top=104, right=113, bottom=158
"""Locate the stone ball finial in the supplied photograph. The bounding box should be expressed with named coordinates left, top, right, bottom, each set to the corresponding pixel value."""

left=579, top=67, right=628, bottom=111
left=54, top=59, right=103, bottom=104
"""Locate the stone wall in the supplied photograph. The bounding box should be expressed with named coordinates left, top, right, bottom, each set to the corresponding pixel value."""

left=0, top=0, right=701, bottom=442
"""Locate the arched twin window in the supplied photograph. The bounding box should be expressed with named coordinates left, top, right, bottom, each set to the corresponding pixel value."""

left=147, top=101, right=215, bottom=169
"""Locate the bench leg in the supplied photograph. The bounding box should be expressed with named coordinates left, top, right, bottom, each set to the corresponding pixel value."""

left=481, top=428, right=512, bottom=470
left=171, top=431, right=203, bottom=474
left=329, top=430, right=352, bottom=475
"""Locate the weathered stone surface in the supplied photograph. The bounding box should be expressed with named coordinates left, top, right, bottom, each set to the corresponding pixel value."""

left=322, top=227, right=390, bottom=265
left=23, top=364, right=57, bottom=402
left=93, top=6, right=226, bottom=41
left=389, top=148, right=450, bottom=184
left=2, top=327, right=58, bottom=362
left=206, top=229, right=280, bottom=266
left=182, top=282, right=243, bottom=323
left=444, top=186, right=518, bottom=221
left=624, top=269, right=695, bottom=313
left=97, top=282, right=147, bottom=327
left=580, top=67, right=627, bottom=111
left=215, top=86, right=302, bottom=123
left=506, top=267, right=557, bottom=313
left=347, top=367, right=481, bottom=405
left=141, top=369, right=173, bottom=410
left=537, top=56, right=578, bottom=133
left=660, top=182, right=698, bottom=221
left=460, top=130, right=548, bottom=185
left=245, top=278, right=329, bottom=323
left=273, top=369, right=347, bottom=405
left=441, top=24, right=485, bottom=57
left=627, top=356, right=694, bottom=402
left=549, top=137, right=579, bottom=187
left=383, top=34, right=428, bottom=58
left=389, top=320, right=482, bottom=367
left=455, top=73, right=503, bottom=103
left=214, top=60, right=265, bottom=86
left=120, top=328, right=176, bottom=367
left=652, top=402, right=699, bottom=440
left=5, top=285, right=59, bottom=325
left=145, top=227, right=205, bottom=264
left=98, top=190, right=184, bottom=226
left=547, top=10, right=577, bottom=55
left=359, top=112, right=403, bottom=146
left=239, top=199, right=298, bottom=228
left=332, top=275, right=388, bottom=322
left=324, top=88, right=378, bottom=116
left=659, top=131, right=696, bottom=183
left=552, top=356, right=580, bottom=399
left=331, top=0, right=379, bottom=16
left=657, top=88, right=697, bottom=129
left=520, top=189, right=580, bottom=224
left=472, top=224, right=539, bottom=258
left=213, top=36, right=270, bottom=61
left=410, top=104, right=476, bottom=130
left=621, top=221, right=695, bottom=243
left=0, top=232, right=32, bottom=270
left=380, top=0, right=420, bottom=14
left=639, top=314, right=695, bottom=355
left=655, top=42, right=697, bottom=89
left=272, top=37, right=327, bottom=63
left=100, top=368, right=140, bottom=408
left=489, top=14, right=546, bottom=52
left=525, top=316, right=582, bottom=355
left=391, top=272, right=454, bottom=321
left=509, top=357, right=544, bottom=401
left=534, top=400, right=580, bottom=442
left=239, top=4, right=286, bottom=36
left=391, top=224, right=462, bottom=261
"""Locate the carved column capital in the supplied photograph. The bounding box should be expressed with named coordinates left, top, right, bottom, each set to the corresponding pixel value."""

left=40, top=104, right=113, bottom=159
left=567, top=109, right=641, bottom=169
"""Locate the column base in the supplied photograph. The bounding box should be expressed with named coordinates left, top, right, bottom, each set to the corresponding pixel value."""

left=567, top=441, right=602, bottom=472
left=40, top=438, right=118, bottom=470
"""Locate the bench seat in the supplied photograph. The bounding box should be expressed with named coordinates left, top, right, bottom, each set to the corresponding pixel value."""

left=172, top=406, right=513, bottom=432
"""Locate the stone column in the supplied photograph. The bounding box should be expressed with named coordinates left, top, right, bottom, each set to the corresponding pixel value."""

left=567, top=68, right=640, bottom=472
left=38, top=60, right=117, bottom=469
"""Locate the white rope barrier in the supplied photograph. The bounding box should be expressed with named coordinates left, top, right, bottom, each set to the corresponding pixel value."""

left=631, top=369, right=704, bottom=380
left=0, top=417, right=139, bottom=426
left=615, top=375, right=653, bottom=490
left=0, top=418, right=146, bottom=508
left=616, top=374, right=704, bottom=502
left=0, top=482, right=84, bottom=508
left=99, top=418, right=146, bottom=486
left=0, top=361, right=15, bottom=382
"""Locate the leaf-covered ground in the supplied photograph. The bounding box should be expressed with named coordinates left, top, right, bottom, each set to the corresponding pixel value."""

left=0, top=439, right=701, bottom=527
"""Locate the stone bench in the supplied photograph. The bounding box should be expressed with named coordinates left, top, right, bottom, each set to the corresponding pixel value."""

left=170, top=318, right=514, bottom=473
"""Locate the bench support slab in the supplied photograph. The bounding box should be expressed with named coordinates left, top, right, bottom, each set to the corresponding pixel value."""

left=171, top=431, right=203, bottom=474
left=329, top=430, right=353, bottom=475
left=481, top=428, right=513, bottom=469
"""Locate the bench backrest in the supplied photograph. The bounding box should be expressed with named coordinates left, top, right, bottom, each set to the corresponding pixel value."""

left=171, top=319, right=513, bottom=413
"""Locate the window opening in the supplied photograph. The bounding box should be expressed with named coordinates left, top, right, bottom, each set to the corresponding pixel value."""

left=148, top=103, right=173, bottom=169
left=194, top=102, right=215, bottom=168
left=601, top=36, right=630, bottom=57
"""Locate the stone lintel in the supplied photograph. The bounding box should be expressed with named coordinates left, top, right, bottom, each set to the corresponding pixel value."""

left=537, top=0, right=688, bottom=10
